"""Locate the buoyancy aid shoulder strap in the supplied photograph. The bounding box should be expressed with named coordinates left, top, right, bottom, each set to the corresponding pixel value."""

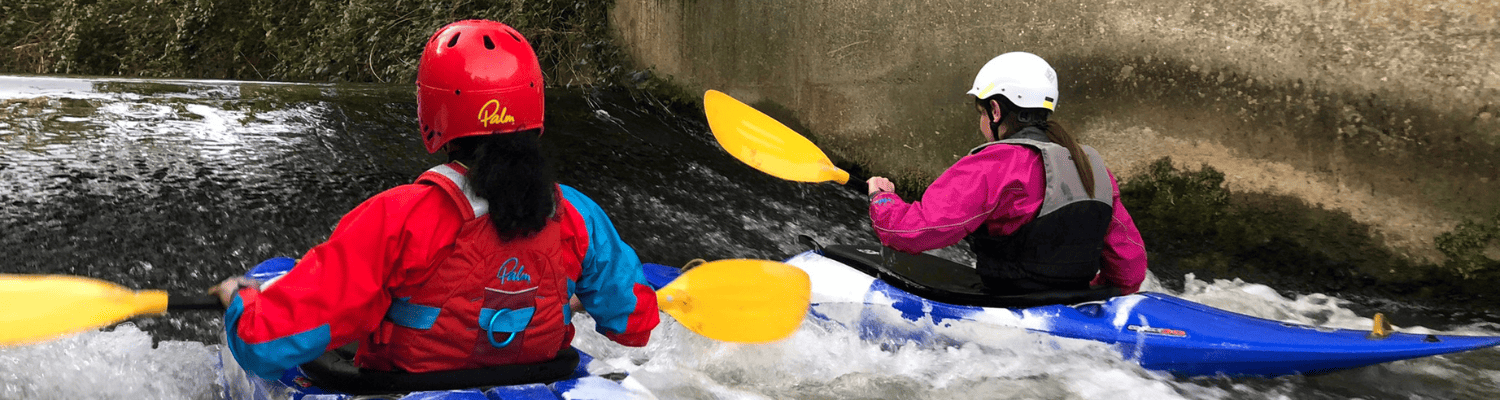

left=984, top=138, right=1114, bottom=217
left=416, top=163, right=489, bottom=220
left=1077, top=145, right=1114, bottom=201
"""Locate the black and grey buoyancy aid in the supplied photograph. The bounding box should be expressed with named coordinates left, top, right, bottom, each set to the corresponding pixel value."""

left=965, top=127, right=1114, bottom=293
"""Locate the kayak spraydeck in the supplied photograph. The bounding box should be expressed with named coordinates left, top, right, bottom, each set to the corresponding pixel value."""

left=217, top=344, right=648, bottom=400
left=642, top=243, right=1500, bottom=376
left=216, top=260, right=654, bottom=400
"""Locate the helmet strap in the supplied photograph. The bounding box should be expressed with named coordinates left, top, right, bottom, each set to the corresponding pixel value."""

left=985, top=97, right=1049, bottom=140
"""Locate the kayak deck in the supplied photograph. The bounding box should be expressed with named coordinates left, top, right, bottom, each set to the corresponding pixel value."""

left=815, top=243, right=1120, bottom=307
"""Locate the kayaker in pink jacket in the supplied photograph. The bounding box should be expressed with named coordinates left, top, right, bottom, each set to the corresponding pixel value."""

left=866, top=52, right=1148, bottom=295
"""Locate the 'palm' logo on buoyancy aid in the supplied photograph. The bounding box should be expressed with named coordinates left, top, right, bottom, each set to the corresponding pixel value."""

left=478, top=100, right=516, bottom=127
left=497, top=257, right=532, bottom=283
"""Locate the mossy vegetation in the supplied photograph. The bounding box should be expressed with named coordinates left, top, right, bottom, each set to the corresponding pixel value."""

left=1436, top=211, right=1500, bottom=281
left=1122, top=157, right=1500, bottom=308
left=1, top=0, right=625, bottom=86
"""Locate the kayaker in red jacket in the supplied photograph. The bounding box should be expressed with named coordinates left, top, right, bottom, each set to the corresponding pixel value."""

left=865, top=52, right=1148, bottom=295
left=209, top=20, right=659, bottom=381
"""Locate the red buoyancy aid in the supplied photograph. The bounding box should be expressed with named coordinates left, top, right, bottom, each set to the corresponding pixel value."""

left=355, top=163, right=586, bottom=372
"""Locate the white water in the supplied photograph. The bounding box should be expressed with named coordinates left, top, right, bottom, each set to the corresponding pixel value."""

left=0, top=325, right=218, bottom=400
left=3, top=75, right=1497, bottom=399
left=7, top=273, right=1495, bottom=399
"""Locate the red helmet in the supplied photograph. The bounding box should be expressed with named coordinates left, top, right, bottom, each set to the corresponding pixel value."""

left=416, top=20, right=545, bottom=153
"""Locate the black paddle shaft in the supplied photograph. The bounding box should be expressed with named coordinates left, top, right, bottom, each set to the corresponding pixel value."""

left=842, top=174, right=870, bottom=193
left=169, top=294, right=226, bottom=311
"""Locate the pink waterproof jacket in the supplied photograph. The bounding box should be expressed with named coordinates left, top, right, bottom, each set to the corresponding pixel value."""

left=868, top=143, right=1148, bottom=294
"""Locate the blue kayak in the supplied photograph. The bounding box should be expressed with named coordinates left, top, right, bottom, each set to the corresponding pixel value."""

left=216, top=260, right=654, bottom=400
left=643, top=243, right=1500, bottom=377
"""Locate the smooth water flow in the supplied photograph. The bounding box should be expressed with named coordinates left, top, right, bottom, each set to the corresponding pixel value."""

left=1, top=76, right=1497, bottom=399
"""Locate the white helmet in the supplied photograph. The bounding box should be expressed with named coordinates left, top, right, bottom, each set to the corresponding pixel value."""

left=966, top=52, right=1058, bottom=111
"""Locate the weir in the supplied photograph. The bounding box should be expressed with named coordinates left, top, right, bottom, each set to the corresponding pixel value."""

left=5, top=4, right=1500, bottom=396
left=609, top=0, right=1500, bottom=267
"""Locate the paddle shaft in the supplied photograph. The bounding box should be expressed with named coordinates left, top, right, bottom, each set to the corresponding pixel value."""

left=841, top=170, right=869, bottom=193
left=169, top=294, right=226, bottom=311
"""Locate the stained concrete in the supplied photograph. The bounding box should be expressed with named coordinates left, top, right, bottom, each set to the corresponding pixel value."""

left=610, top=0, right=1500, bottom=263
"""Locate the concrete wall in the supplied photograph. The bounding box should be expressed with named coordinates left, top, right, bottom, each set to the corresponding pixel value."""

left=610, top=0, right=1500, bottom=263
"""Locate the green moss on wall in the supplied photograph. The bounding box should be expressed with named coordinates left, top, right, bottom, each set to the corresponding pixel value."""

left=1436, top=212, right=1500, bottom=281
left=1, top=0, right=624, bottom=85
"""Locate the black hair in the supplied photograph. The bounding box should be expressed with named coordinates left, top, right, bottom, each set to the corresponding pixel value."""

left=977, top=96, right=1098, bottom=198
left=446, top=131, right=556, bottom=241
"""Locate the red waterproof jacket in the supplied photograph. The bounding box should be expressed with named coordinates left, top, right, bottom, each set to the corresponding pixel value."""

left=223, top=163, right=659, bottom=379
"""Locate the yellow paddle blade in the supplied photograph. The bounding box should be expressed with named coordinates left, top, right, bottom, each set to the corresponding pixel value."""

left=703, top=90, right=851, bottom=184
left=656, top=259, right=811, bottom=343
left=0, top=274, right=170, bottom=346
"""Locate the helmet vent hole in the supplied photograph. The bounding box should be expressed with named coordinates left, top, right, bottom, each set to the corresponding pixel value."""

left=454, top=90, right=461, bottom=96
left=483, top=36, right=495, bottom=50
left=447, top=33, right=461, bottom=48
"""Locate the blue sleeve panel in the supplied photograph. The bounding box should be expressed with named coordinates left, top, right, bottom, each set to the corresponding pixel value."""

left=223, top=295, right=332, bottom=380
left=558, top=184, right=648, bottom=336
